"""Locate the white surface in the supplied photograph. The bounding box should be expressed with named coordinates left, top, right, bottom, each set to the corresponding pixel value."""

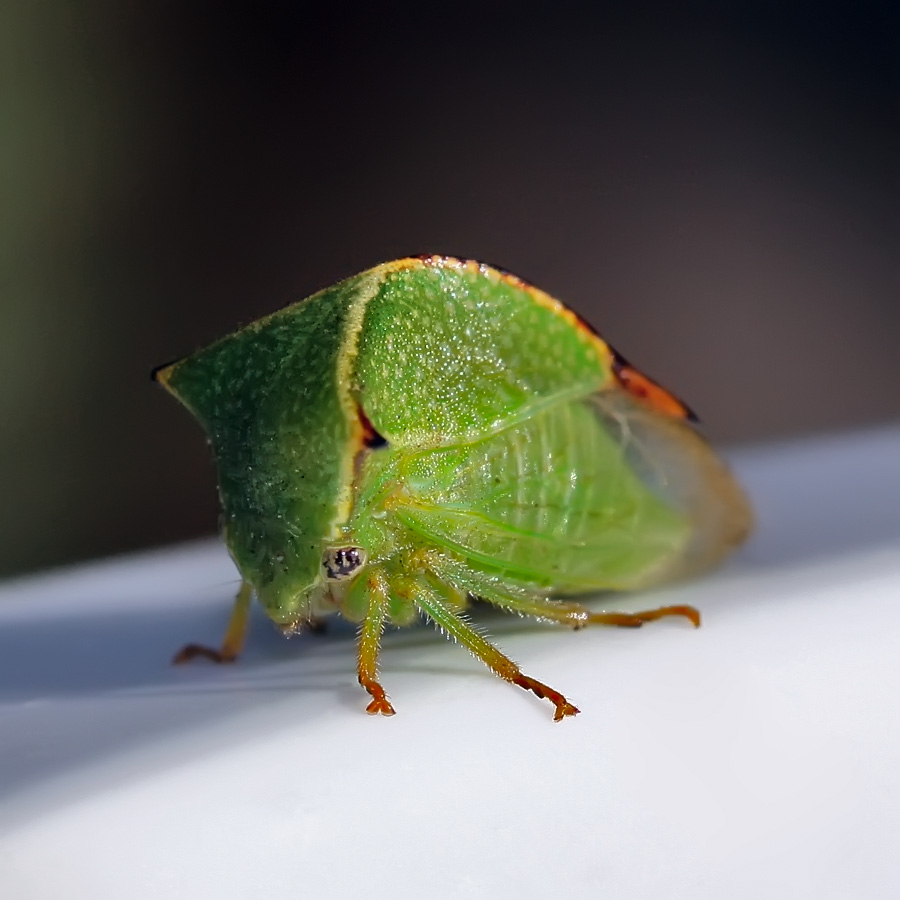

left=1, top=426, right=899, bottom=900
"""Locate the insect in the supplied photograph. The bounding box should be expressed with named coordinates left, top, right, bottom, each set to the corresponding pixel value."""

left=154, top=256, right=752, bottom=720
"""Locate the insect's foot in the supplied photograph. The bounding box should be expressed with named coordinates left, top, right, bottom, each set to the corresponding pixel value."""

left=172, top=643, right=236, bottom=665
left=634, top=604, right=701, bottom=628
left=360, top=679, right=396, bottom=716
left=587, top=604, right=701, bottom=629
left=668, top=605, right=701, bottom=627
left=513, top=673, right=579, bottom=721
left=550, top=699, right=580, bottom=721
left=365, top=697, right=397, bottom=716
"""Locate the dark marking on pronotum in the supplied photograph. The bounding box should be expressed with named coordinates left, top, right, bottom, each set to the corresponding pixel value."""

left=610, top=348, right=699, bottom=423
left=358, top=404, right=388, bottom=449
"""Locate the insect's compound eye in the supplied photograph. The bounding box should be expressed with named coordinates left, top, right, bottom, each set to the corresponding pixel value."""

left=322, top=546, right=367, bottom=581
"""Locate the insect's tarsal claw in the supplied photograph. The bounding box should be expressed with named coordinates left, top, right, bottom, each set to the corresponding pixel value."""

left=365, top=698, right=396, bottom=716
left=554, top=702, right=580, bottom=721
left=672, top=605, right=702, bottom=627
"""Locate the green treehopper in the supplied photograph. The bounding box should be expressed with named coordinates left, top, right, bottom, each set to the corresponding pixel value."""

left=154, top=256, right=751, bottom=720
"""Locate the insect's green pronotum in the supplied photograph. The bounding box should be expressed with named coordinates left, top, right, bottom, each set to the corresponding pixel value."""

left=154, top=256, right=752, bottom=720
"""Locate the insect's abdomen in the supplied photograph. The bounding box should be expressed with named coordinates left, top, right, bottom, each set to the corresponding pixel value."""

left=392, top=398, right=694, bottom=592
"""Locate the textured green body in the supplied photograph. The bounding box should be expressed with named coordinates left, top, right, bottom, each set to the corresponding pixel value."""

left=159, top=272, right=372, bottom=617
left=156, top=256, right=751, bottom=716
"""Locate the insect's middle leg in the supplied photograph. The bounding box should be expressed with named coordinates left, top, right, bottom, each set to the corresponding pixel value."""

left=173, top=580, right=252, bottom=664
left=409, top=577, right=579, bottom=722
left=357, top=571, right=395, bottom=717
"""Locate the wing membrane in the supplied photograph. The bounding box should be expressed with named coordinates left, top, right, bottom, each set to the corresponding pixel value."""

left=393, top=395, right=717, bottom=591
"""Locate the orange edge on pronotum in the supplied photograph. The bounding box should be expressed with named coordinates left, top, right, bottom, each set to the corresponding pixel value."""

left=610, top=351, right=698, bottom=422
left=409, top=253, right=620, bottom=365
left=399, top=255, right=697, bottom=422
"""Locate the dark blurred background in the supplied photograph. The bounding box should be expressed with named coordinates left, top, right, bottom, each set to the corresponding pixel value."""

left=2, top=1, right=898, bottom=578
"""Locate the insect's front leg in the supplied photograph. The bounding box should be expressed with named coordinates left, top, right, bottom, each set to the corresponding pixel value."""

left=173, top=580, right=252, bottom=664
left=356, top=571, right=395, bottom=716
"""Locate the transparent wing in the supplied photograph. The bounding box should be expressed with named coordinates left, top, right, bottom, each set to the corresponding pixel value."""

left=588, top=389, right=752, bottom=586
left=392, top=390, right=751, bottom=593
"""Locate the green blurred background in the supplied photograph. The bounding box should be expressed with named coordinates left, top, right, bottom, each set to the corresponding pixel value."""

left=2, top=2, right=898, bottom=577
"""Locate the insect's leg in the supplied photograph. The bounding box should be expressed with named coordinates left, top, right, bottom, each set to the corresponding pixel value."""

left=357, top=571, right=396, bottom=716
left=173, top=580, right=253, bottom=664
left=485, top=591, right=699, bottom=629
left=432, top=557, right=699, bottom=630
left=586, top=603, right=700, bottom=628
left=410, top=577, right=579, bottom=722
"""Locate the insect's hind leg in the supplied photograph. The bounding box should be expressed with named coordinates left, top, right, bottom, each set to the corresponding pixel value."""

left=173, top=580, right=253, bottom=664
left=433, top=556, right=700, bottom=630
left=483, top=590, right=700, bottom=630
left=408, top=575, right=579, bottom=722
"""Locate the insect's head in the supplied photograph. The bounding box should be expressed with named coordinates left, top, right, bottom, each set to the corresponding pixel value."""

left=219, top=522, right=371, bottom=628
left=152, top=289, right=380, bottom=628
